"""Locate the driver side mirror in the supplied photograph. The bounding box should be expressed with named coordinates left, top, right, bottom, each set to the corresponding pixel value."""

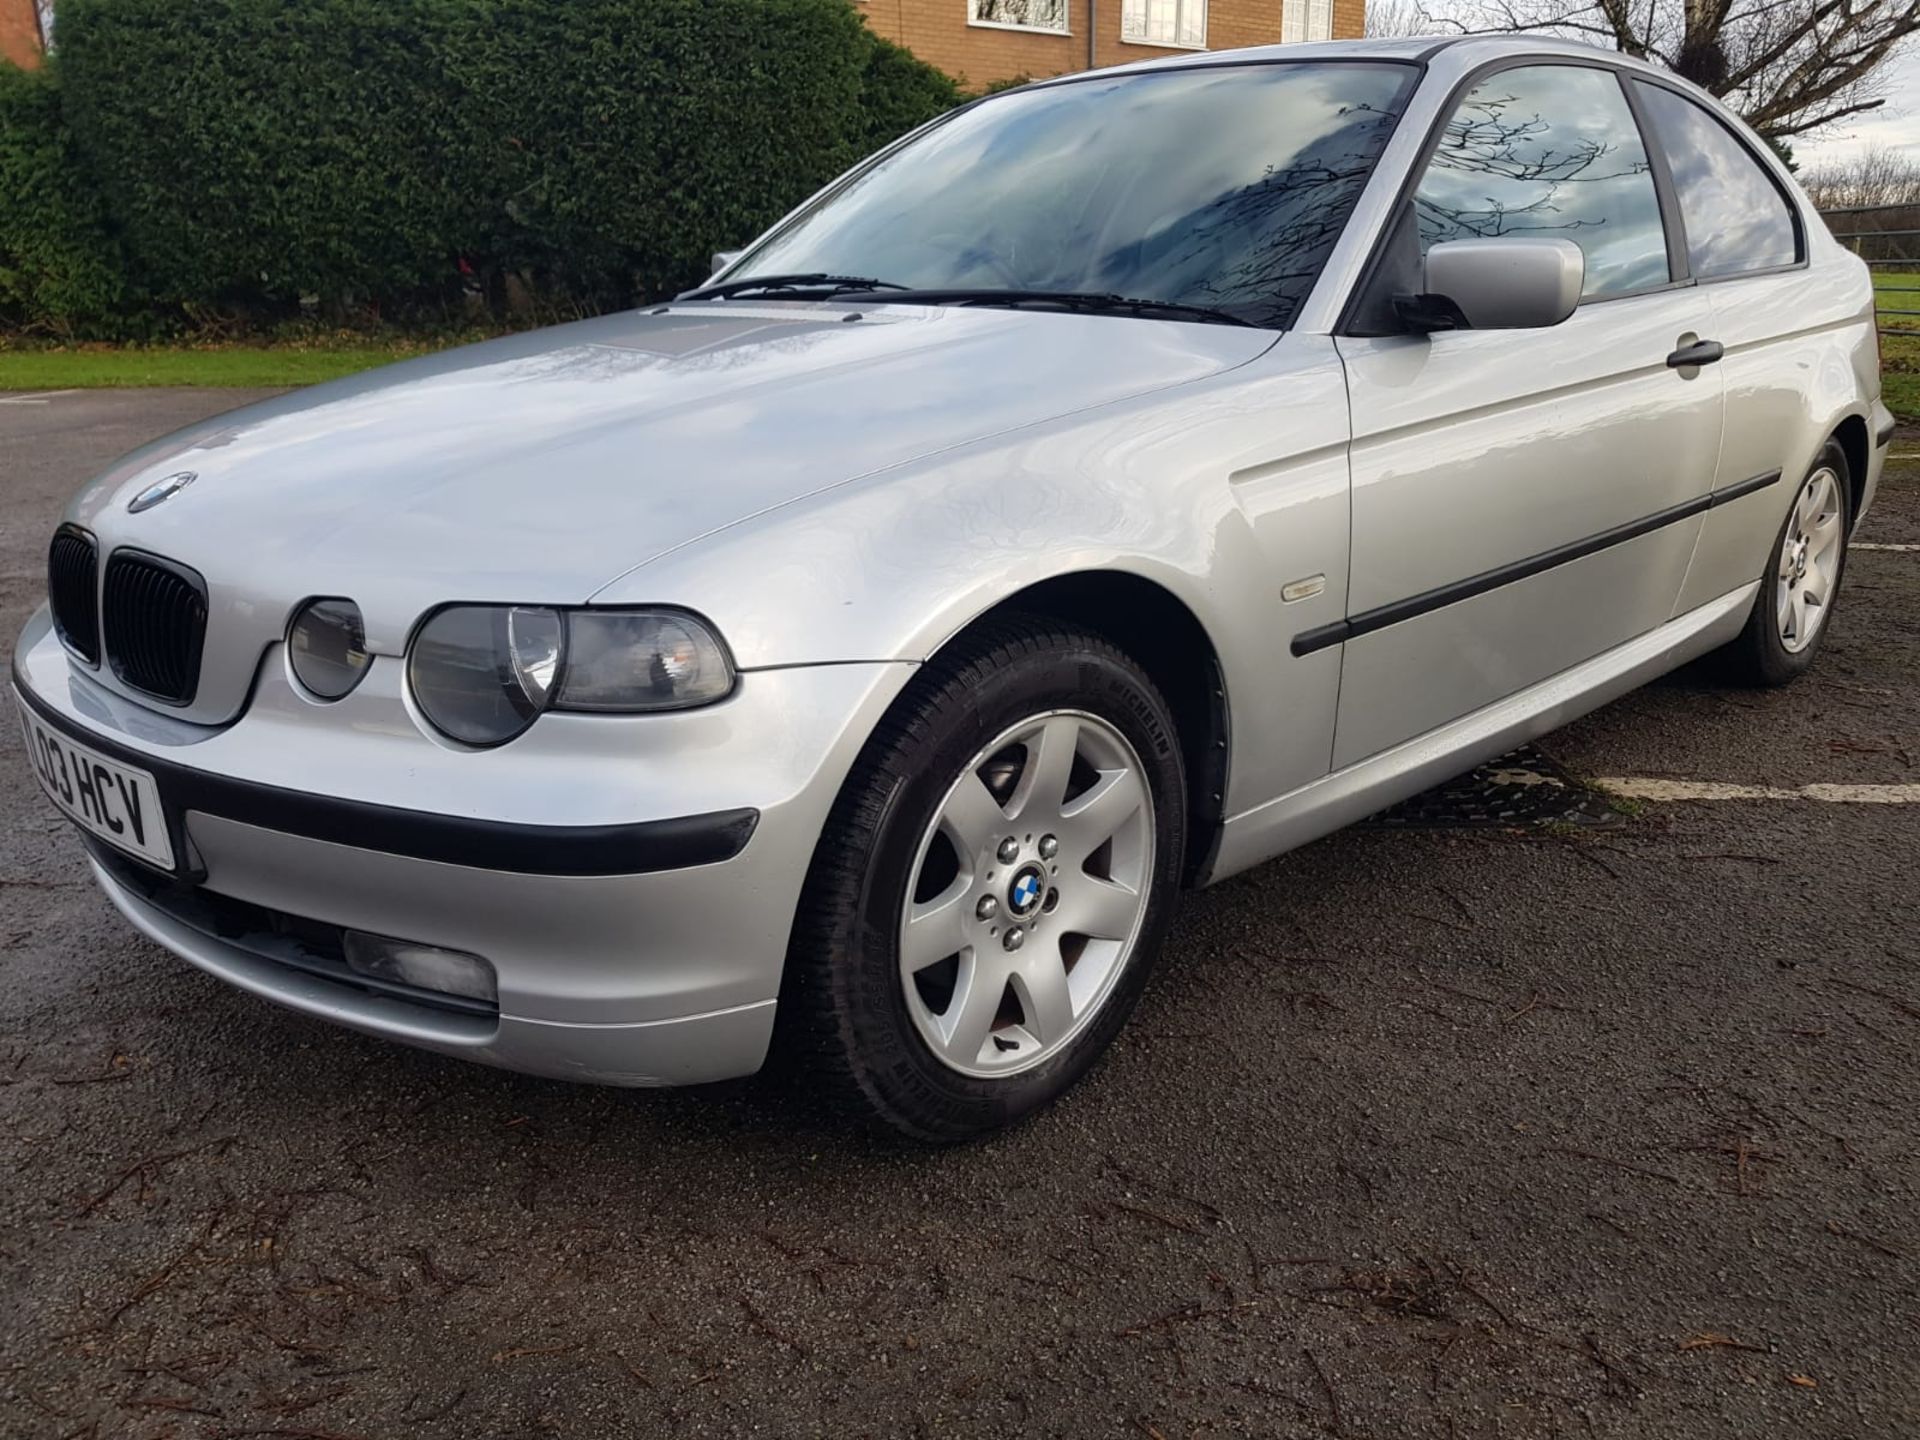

left=708, top=249, right=744, bottom=281
left=1395, top=238, right=1584, bottom=333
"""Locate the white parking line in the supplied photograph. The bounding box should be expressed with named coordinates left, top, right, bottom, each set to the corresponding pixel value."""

left=1852, top=542, right=1920, bottom=552
left=0, top=389, right=77, bottom=406
left=1597, top=778, right=1920, bottom=804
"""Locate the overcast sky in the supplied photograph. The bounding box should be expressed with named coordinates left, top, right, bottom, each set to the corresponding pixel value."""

left=1794, top=43, right=1920, bottom=168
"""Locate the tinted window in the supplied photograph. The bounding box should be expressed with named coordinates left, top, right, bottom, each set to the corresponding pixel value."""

left=736, top=63, right=1417, bottom=329
left=1634, top=83, right=1798, bottom=278
left=1414, top=65, right=1669, bottom=299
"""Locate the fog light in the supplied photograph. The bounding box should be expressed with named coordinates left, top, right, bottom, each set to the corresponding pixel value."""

left=343, top=931, right=497, bottom=1005
left=289, top=597, right=371, bottom=700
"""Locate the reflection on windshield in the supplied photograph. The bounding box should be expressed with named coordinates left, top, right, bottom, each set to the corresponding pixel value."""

left=737, top=63, right=1418, bottom=329
left=1414, top=65, right=1669, bottom=299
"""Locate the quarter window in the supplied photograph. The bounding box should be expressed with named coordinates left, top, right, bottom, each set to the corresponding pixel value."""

left=968, top=0, right=1068, bottom=32
left=1122, top=0, right=1207, bottom=47
left=1633, top=83, right=1799, bottom=278
left=1414, top=65, right=1670, bottom=300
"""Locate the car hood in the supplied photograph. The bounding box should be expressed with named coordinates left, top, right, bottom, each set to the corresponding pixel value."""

left=64, top=302, right=1273, bottom=723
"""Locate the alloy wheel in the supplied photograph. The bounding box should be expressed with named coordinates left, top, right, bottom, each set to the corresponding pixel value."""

left=1775, top=466, right=1844, bottom=654
left=897, top=710, right=1155, bottom=1079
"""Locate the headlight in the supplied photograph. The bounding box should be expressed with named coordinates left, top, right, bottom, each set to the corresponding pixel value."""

left=408, top=604, right=733, bottom=747
left=288, top=598, right=371, bottom=700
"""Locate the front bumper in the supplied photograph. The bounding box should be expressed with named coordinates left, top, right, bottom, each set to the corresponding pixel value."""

left=14, top=606, right=911, bottom=1085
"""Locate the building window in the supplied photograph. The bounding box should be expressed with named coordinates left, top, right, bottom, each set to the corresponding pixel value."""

left=969, top=0, right=1070, bottom=33
left=1121, top=0, right=1206, bottom=47
left=1281, top=0, right=1332, bottom=42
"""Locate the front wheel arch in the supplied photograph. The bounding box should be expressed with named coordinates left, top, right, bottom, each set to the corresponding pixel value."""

left=966, top=571, right=1229, bottom=885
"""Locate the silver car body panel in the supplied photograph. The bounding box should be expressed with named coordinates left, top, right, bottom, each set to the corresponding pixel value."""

left=14, top=36, right=1895, bottom=1085
left=60, top=305, right=1270, bottom=725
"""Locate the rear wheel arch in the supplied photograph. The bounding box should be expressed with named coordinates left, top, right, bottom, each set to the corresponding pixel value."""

left=1831, top=412, right=1870, bottom=530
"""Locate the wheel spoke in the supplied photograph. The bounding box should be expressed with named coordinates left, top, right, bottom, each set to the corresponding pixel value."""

left=1811, top=522, right=1842, bottom=571
left=939, top=953, right=1004, bottom=1063
left=1009, top=715, right=1079, bottom=824
left=1059, top=874, right=1141, bottom=940
left=941, top=770, right=1009, bottom=856
left=1059, top=767, right=1144, bottom=858
left=1776, top=579, right=1795, bottom=634
left=1011, top=948, right=1075, bottom=1045
left=901, top=881, right=970, bottom=977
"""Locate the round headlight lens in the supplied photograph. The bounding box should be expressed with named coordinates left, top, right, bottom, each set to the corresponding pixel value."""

left=288, top=598, right=370, bottom=700
left=409, top=604, right=562, bottom=747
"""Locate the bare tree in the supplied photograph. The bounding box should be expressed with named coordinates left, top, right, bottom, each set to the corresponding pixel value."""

left=1801, top=143, right=1920, bottom=207
left=1420, top=0, right=1920, bottom=140
left=1366, top=0, right=1431, bottom=36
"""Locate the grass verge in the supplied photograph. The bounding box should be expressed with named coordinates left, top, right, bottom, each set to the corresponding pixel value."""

left=0, top=338, right=466, bottom=390
left=1875, top=270, right=1919, bottom=421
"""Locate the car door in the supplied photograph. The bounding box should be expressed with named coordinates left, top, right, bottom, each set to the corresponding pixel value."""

left=1325, top=61, right=1727, bottom=769
left=1627, top=81, right=1838, bottom=614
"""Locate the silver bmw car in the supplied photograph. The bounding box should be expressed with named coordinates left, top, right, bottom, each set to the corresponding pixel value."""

left=14, top=37, right=1895, bottom=1140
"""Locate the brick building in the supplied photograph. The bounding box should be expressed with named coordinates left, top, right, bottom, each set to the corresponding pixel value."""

left=0, top=0, right=49, bottom=69
left=859, top=0, right=1367, bottom=89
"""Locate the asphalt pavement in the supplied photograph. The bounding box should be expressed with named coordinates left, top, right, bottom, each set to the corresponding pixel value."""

left=1, top=388, right=1916, bottom=1438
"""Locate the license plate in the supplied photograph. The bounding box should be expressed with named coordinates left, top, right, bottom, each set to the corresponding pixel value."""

left=20, top=709, right=176, bottom=871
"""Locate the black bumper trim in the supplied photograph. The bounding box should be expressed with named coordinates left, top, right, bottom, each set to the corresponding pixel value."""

left=14, top=668, right=759, bottom=878
left=1876, top=414, right=1898, bottom=448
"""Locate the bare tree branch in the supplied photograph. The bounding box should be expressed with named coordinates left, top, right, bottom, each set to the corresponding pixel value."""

left=1432, top=0, right=1920, bottom=138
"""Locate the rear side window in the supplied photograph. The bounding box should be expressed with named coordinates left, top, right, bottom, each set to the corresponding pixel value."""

left=1633, top=83, right=1799, bottom=278
left=1413, top=64, right=1669, bottom=300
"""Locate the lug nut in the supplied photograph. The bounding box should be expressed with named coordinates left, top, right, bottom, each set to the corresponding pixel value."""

left=976, top=895, right=998, bottom=921
left=1003, top=926, right=1025, bottom=952
left=996, top=837, right=1021, bottom=864
left=1038, top=834, right=1058, bottom=860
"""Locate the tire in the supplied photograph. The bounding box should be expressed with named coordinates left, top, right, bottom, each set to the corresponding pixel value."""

left=1719, top=438, right=1853, bottom=687
left=775, top=616, right=1187, bottom=1143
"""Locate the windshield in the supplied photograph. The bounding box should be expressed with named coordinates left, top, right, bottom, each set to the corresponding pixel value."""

left=733, top=62, right=1416, bottom=329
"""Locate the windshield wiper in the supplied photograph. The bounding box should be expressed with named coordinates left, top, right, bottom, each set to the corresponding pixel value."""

left=676, top=273, right=908, bottom=302
left=840, top=288, right=1259, bottom=328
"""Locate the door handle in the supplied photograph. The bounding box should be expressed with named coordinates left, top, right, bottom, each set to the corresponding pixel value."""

left=1666, top=339, right=1725, bottom=368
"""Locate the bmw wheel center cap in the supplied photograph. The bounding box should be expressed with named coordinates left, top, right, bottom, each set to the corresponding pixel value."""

left=1007, top=863, right=1046, bottom=918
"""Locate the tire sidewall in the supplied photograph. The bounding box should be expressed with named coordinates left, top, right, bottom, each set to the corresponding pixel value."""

left=841, top=637, right=1186, bottom=1139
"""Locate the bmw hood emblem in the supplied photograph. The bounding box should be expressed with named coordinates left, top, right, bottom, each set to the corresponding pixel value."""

left=128, top=471, right=197, bottom=513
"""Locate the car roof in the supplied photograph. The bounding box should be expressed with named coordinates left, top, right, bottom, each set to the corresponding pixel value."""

left=1053, top=34, right=1672, bottom=83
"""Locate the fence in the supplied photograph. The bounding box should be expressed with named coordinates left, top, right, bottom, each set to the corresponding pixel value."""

left=1820, top=203, right=1920, bottom=340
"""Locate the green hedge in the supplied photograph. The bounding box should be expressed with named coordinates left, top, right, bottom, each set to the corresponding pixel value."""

left=0, top=65, right=134, bottom=338
left=4, top=0, right=959, bottom=336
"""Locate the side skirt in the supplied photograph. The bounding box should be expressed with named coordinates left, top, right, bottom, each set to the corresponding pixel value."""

left=1202, top=581, right=1758, bottom=885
